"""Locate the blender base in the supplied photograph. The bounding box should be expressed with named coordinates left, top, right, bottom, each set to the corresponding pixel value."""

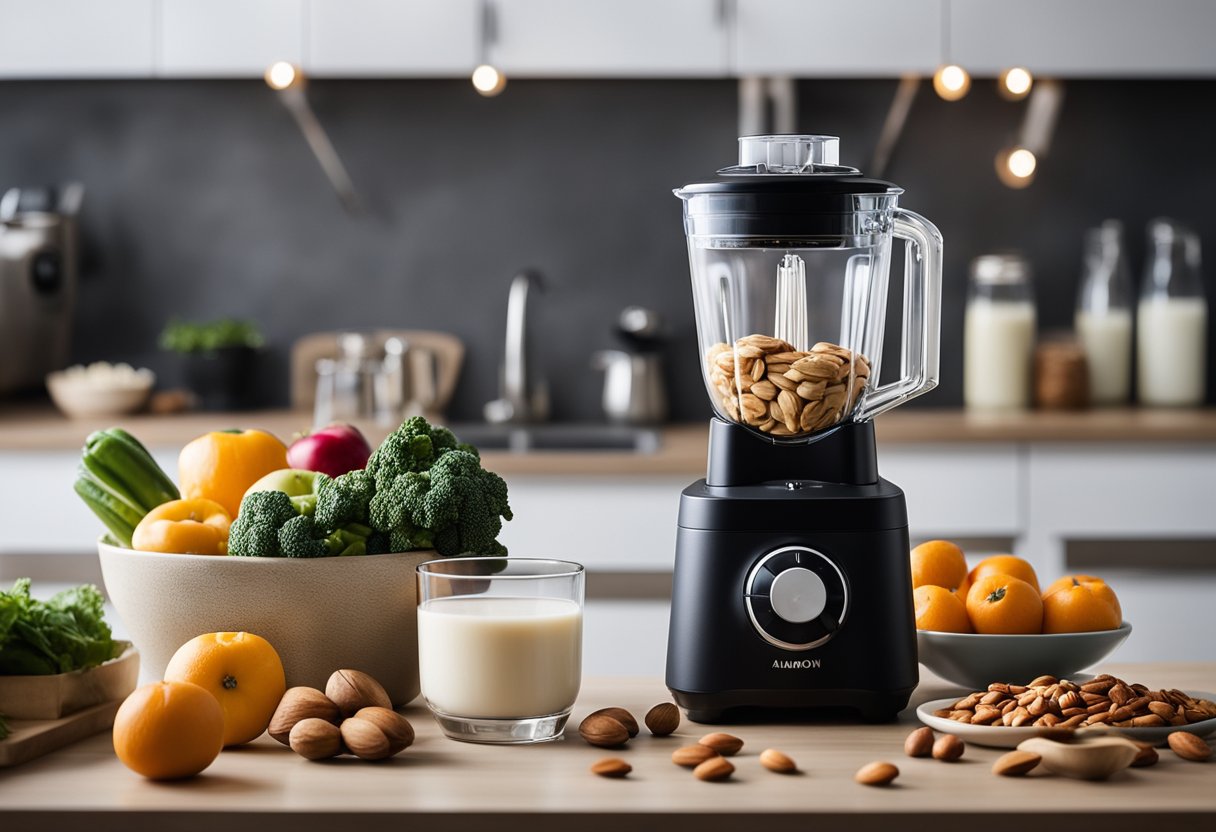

left=673, top=686, right=915, bottom=724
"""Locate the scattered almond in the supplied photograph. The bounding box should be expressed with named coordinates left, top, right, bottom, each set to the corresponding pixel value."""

left=588, top=707, right=639, bottom=738
left=672, top=744, right=719, bottom=767
left=699, top=732, right=744, bottom=756
left=352, top=707, right=414, bottom=755
left=325, top=669, right=392, bottom=718
left=904, top=726, right=934, bottom=758
left=339, top=716, right=392, bottom=761
left=269, top=687, right=341, bottom=745
left=1167, top=731, right=1211, bottom=762
left=855, top=761, right=899, bottom=786
left=644, top=703, right=680, bottom=737
left=289, top=717, right=343, bottom=761
left=1131, top=744, right=1159, bottom=767
left=992, top=750, right=1041, bottom=776
left=759, top=748, right=797, bottom=773
left=932, top=733, right=965, bottom=762
left=579, top=714, right=630, bottom=748
left=693, top=756, right=735, bottom=782
left=590, top=757, right=632, bottom=778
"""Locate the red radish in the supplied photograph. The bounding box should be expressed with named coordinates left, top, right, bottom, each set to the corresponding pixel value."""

left=287, top=424, right=372, bottom=478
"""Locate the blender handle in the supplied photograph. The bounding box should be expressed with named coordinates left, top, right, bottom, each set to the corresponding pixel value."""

left=855, top=208, right=942, bottom=421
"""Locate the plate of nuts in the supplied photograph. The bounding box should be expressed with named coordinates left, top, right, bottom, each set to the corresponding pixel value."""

left=916, top=673, right=1216, bottom=748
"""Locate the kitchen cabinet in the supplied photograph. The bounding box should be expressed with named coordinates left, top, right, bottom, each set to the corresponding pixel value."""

left=733, top=0, right=941, bottom=76
left=306, top=0, right=478, bottom=77
left=0, top=0, right=155, bottom=78
left=951, top=0, right=1216, bottom=76
left=491, top=0, right=730, bottom=77
left=157, top=0, right=304, bottom=77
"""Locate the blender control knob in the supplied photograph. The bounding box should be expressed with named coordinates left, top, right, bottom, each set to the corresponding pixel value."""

left=768, top=567, right=827, bottom=623
left=745, top=546, right=848, bottom=651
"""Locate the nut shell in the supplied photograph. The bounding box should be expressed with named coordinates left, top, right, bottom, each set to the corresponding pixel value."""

left=588, top=707, right=638, bottom=738
left=269, top=687, right=341, bottom=745
left=855, top=761, right=899, bottom=786
left=326, top=669, right=392, bottom=718
left=644, top=703, right=680, bottom=737
left=340, top=717, right=392, bottom=761
left=672, top=744, right=719, bottom=767
left=759, top=748, right=797, bottom=773
left=904, top=726, right=934, bottom=758
left=579, top=714, right=629, bottom=748
left=353, top=707, right=414, bottom=755
left=693, top=756, right=734, bottom=782
left=590, top=757, right=632, bottom=778
left=289, top=718, right=343, bottom=761
left=699, top=732, right=743, bottom=756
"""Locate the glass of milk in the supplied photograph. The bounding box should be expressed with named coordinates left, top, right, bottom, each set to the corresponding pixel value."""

left=416, top=557, right=584, bottom=744
left=964, top=254, right=1037, bottom=409
left=1137, top=219, right=1208, bottom=407
left=1076, top=221, right=1133, bottom=405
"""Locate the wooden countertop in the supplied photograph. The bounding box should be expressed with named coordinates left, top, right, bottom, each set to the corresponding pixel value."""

left=3, top=406, right=1216, bottom=477
left=1, top=663, right=1212, bottom=832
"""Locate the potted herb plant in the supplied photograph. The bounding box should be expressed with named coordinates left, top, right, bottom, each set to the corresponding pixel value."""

left=159, top=318, right=263, bottom=411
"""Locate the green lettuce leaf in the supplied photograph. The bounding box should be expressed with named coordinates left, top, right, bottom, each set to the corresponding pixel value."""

left=0, top=580, right=121, bottom=676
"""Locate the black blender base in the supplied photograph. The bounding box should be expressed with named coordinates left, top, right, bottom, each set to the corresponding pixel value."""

left=672, top=687, right=913, bottom=724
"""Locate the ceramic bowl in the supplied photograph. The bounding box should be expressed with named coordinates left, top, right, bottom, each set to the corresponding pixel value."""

left=46, top=368, right=154, bottom=418
left=917, top=622, right=1133, bottom=689
left=98, top=541, right=434, bottom=706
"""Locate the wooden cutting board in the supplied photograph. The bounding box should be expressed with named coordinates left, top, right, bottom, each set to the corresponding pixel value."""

left=0, top=700, right=120, bottom=768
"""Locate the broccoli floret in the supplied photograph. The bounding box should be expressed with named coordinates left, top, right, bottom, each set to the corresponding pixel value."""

left=228, top=491, right=298, bottom=557
left=398, top=449, right=512, bottom=556
left=315, top=468, right=375, bottom=531
left=278, top=514, right=327, bottom=558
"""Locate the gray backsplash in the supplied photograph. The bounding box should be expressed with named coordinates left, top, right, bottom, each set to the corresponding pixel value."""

left=2, top=78, right=1213, bottom=420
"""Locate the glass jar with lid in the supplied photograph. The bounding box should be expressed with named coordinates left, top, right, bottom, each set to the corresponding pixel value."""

left=1137, top=219, right=1207, bottom=406
left=964, top=254, right=1036, bottom=410
left=1076, top=220, right=1133, bottom=405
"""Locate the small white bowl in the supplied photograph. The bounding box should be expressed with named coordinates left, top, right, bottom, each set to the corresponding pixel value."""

left=917, top=622, right=1133, bottom=689
left=98, top=541, right=434, bottom=706
left=47, top=365, right=154, bottom=418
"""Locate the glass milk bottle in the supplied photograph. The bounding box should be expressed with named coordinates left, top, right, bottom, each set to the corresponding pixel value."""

left=964, top=254, right=1037, bottom=409
left=1075, top=221, right=1133, bottom=405
left=1137, top=219, right=1208, bottom=406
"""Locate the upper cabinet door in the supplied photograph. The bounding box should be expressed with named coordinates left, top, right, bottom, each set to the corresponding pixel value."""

left=952, top=0, right=1216, bottom=76
left=307, top=0, right=477, bottom=76
left=0, top=0, right=155, bottom=77
left=158, top=0, right=304, bottom=77
left=492, top=0, right=729, bottom=77
left=733, top=0, right=941, bottom=76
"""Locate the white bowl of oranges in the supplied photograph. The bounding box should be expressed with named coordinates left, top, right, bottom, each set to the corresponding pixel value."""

left=911, top=541, right=1131, bottom=689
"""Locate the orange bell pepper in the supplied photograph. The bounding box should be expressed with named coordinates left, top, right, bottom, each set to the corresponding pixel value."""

left=131, top=498, right=232, bottom=555
left=178, top=429, right=289, bottom=518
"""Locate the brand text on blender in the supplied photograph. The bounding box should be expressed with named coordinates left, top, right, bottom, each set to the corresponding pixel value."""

left=772, top=659, right=821, bottom=669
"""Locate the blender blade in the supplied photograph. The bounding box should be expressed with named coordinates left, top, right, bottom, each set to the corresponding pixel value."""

left=775, top=253, right=809, bottom=351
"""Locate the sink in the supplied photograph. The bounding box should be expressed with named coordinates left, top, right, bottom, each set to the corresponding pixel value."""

left=447, top=423, right=661, bottom=454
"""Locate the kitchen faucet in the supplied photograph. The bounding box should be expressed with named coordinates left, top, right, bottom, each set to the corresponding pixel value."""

left=484, top=269, right=550, bottom=423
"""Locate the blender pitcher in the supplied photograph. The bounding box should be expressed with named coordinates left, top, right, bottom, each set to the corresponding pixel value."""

left=676, top=135, right=942, bottom=440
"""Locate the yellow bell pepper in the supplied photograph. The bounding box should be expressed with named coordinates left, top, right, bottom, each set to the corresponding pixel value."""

left=131, top=498, right=232, bottom=555
left=178, top=429, right=288, bottom=518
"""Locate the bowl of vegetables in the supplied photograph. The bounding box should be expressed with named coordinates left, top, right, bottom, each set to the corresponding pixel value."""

left=86, top=418, right=513, bottom=707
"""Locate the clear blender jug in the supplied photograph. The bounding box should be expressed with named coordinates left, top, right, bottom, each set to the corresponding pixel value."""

left=676, top=135, right=942, bottom=439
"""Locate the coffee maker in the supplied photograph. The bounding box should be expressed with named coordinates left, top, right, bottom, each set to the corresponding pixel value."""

left=665, top=136, right=942, bottom=722
left=0, top=184, right=83, bottom=394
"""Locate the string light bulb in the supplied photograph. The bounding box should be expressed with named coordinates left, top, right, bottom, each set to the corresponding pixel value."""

left=471, top=63, right=506, bottom=97
left=999, top=67, right=1034, bottom=100
left=264, top=61, right=302, bottom=91
left=996, top=147, right=1037, bottom=188
left=933, top=64, right=971, bottom=101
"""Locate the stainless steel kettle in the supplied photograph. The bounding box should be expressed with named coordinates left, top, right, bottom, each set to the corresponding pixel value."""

left=593, top=307, right=668, bottom=425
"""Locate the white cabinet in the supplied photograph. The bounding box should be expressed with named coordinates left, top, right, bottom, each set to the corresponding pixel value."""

left=491, top=0, right=729, bottom=77
left=0, top=0, right=155, bottom=77
left=879, top=444, right=1022, bottom=539
left=952, top=0, right=1216, bottom=76
left=158, top=0, right=304, bottom=77
left=733, top=0, right=941, bottom=76
left=307, top=0, right=477, bottom=77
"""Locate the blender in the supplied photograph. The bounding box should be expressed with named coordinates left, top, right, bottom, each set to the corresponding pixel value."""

left=666, top=135, right=942, bottom=722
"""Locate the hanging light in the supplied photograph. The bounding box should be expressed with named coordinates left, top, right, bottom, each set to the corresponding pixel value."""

left=472, top=1, right=505, bottom=97
left=995, top=146, right=1037, bottom=188
left=999, top=67, right=1034, bottom=100
left=264, top=61, right=302, bottom=91
left=933, top=64, right=971, bottom=101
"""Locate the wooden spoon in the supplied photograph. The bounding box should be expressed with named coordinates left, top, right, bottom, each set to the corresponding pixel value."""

left=1017, top=736, right=1140, bottom=780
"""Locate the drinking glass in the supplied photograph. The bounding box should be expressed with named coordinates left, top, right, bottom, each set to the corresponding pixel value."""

left=416, top=558, right=584, bottom=744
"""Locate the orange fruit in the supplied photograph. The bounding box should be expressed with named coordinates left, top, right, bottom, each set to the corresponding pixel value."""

left=1043, top=575, right=1122, bottom=621
left=1042, top=581, right=1121, bottom=633
left=164, top=632, right=286, bottom=746
left=113, top=680, right=224, bottom=780
left=968, top=555, right=1040, bottom=594
left=914, top=585, right=973, bottom=633
left=966, top=574, right=1043, bottom=634
left=953, top=573, right=972, bottom=604
left=178, top=429, right=289, bottom=519
left=910, top=540, right=968, bottom=592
